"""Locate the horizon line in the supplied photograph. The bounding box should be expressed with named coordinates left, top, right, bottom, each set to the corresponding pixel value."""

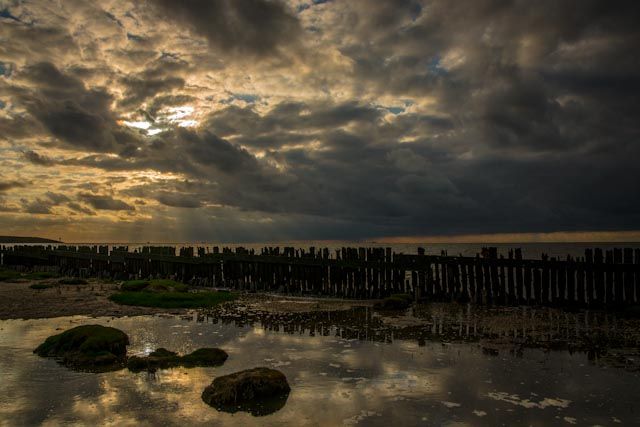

left=5, top=230, right=640, bottom=245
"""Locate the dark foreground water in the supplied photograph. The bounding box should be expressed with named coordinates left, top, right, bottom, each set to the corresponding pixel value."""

left=1, top=312, right=638, bottom=426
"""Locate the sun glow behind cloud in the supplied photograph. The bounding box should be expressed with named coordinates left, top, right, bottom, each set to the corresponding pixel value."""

left=1, top=0, right=639, bottom=243
left=121, top=105, right=199, bottom=135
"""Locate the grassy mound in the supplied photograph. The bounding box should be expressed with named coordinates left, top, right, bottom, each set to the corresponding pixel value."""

left=26, top=271, right=59, bottom=280
left=109, top=290, right=236, bottom=309
left=0, top=268, right=59, bottom=282
left=0, top=269, right=20, bottom=282
left=34, top=325, right=129, bottom=371
left=202, top=367, right=291, bottom=416
left=127, top=347, right=228, bottom=372
left=120, top=279, right=188, bottom=293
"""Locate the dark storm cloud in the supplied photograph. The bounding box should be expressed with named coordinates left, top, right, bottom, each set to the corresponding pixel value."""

left=341, top=0, right=640, bottom=153
left=155, top=192, right=203, bottom=208
left=117, top=55, right=189, bottom=108
left=0, top=180, right=27, bottom=192
left=67, top=202, right=96, bottom=216
left=23, top=150, right=54, bottom=166
left=3, top=0, right=640, bottom=240
left=0, top=22, right=79, bottom=63
left=78, top=193, right=135, bottom=211
left=0, top=114, right=45, bottom=142
left=149, top=0, right=302, bottom=57
left=118, top=75, right=184, bottom=108
left=9, top=62, right=146, bottom=154
left=0, top=196, right=18, bottom=212
left=60, top=127, right=267, bottom=180
left=206, top=102, right=383, bottom=149
left=45, top=192, right=70, bottom=205
left=180, top=129, right=262, bottom=173
left=147, top=94, right=196, bottom=116
left=20, top=198, right=53, bottom=215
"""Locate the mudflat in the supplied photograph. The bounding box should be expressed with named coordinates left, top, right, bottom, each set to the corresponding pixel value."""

left=0, top=280, right=178, bottom=320
left=0, top=279, right=372, bottom=320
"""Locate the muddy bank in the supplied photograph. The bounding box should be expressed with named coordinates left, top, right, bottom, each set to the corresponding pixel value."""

left=0, top=280, right=185, bottom=320
left=201, top=298, right=640, bottom=371
left=0, top=279, right=375, bottom=320
left=3, top=281, right=640, bottom=372
left=237, top=293, right=376, bottom=313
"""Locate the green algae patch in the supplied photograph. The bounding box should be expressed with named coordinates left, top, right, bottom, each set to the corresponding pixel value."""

left=181, top=348, right=229, bottom=367
left=120, top=279, right=189, bottom=293
left=0, top=268, right=59, bottom=282
left=34, top=325, right=129, bottom=372
left=127, top=347, right=228, bottom=372
left=374, top=293, right=413, bottom=310
left=201, top=367, right=291, bottom=416
left=109, top=290, right=236, bottom=309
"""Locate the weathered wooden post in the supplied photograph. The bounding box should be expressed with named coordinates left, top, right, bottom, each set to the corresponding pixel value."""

left=585, top=249, right=594, bottom=305
left=594, top=248, right=604, bottom=305
left=515, top=249, right=524, bottom=304
left=507, top=250, right=516, bottom=303
left=635, top=248, right=640, bottom=303
left=566, top=255, right=576, bottom=304
left=554, top=257, right=564, bottom=305
left=523, top=263, right=532, bottom=304
left=624, top=248, right=633, bottom=304
left=605, top=250, right=614, bottom=304
left=613, top=248, right=623, bottom=304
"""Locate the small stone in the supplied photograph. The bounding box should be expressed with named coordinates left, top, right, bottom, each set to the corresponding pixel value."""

left=202, top=367, right=291, bottom=416
left=34, top=324, right=129, bottom=372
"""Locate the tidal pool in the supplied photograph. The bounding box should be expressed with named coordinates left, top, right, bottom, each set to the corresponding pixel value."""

left=0, top=312, right=638, bottom=426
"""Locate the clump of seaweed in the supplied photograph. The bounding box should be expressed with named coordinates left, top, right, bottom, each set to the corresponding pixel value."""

left=202, top=367, right=291, bottom=416
left=34, top=325, right=129, bottom=372
left=127, top=347, right=228, bottom=372
left=374, top=293, right=413, bottom=310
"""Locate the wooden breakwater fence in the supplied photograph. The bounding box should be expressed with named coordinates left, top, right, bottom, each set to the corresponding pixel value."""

left=2, top=245, right=640, bottom=307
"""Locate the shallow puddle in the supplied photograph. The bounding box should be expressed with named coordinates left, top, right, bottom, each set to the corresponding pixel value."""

left=0, top=312, right=638, bottom=426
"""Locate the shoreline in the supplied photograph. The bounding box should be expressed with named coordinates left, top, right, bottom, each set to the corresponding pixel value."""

left=0, top=279, right=376, bottom=321
left=0, top=280, right=181, bottom=320
left=2, top=279, right=640, bottom=371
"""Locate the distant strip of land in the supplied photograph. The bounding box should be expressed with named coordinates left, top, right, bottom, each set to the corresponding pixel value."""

left=0, top=236, right=61, bottom=243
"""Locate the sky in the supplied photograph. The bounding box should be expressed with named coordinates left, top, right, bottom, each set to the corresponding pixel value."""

left=0, top=0, right=639, bottom=243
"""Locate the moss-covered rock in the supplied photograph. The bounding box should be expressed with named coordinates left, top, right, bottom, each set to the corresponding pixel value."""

left=34, top=325, right=129, bottom=372
left=120, top=279, right=188, bottom=293
left=374, top=293, right=413, bottom=310
left=127, top=347, right=228, bottom=372
left=180, top=348, right=228, bottom=367
left=201, top=367, right=290, bottom=416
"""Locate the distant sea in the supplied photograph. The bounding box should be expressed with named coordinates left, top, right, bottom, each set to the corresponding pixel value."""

left=4, top=241, right=640, bottom=260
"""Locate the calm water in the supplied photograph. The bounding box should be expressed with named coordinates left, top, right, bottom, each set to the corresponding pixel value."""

left=1, top=313, right=638, bottom=426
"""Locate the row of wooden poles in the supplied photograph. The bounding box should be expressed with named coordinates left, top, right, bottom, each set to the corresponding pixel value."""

left=2, top=245, right=640, bottom=307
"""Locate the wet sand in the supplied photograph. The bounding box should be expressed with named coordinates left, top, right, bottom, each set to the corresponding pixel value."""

left=5, top=313, right=640, bottom=426
left=2, top=280, right=640, bottom=372
left=0, top=280, right=179, bottom=320
left=238, top=292, right=376, bottom=313
left=0, top=280, right=374, bottom=320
